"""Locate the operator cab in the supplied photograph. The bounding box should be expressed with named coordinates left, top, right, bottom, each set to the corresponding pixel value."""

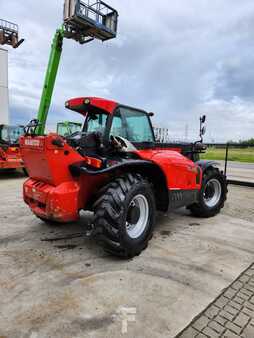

left=0, top=125, right=24, bottom=146
left=65, top=97, right=155, bottom=155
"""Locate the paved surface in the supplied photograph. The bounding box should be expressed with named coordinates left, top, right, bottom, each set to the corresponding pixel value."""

left=223, top=162, right=254, bottom=170
left=177, top=264, right=254, bottom=338
left=0, top=171, right=254, bottom=338
left=217, top=161, right=254, bottom=184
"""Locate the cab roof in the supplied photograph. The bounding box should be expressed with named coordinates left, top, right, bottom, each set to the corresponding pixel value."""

left=65, top=97, right=118, bottom=116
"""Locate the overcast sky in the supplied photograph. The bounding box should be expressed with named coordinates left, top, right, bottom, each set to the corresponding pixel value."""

left=1, top=0, right=254, bottom=141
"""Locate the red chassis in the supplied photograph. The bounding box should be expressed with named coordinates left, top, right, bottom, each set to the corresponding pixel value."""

left=20, top=134, right=106, bottom=222
left=21, top=97, right=227, bottom=257
left=21, top=97, right=202, bottom=223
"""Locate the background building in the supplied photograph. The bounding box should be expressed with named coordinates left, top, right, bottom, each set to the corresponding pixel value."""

left=0, top=48, right=9, bottom=125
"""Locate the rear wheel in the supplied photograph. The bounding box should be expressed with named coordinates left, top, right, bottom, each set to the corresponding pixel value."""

left=93, top=173, right=156, bottom=258
left=189, top=167, right=227, bottom=218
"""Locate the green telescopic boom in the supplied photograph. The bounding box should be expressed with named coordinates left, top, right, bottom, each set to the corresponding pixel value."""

left=36, top=27, right=64, bottom=135
left=35, top=0, right=118, bottom=135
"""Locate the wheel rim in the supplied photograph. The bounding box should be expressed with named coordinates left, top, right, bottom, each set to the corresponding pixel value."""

left=126, top=194, right=149, bottom=239
left=203, top=178, right=222, bottom=208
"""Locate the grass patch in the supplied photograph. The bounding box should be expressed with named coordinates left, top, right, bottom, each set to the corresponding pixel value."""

left=201, top=147, right=254, bottom=163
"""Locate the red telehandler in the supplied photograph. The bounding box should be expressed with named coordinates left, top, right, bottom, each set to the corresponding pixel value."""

left=0, top=124, right=26, bottom=172
left=20, top=1, right=227, bottom=258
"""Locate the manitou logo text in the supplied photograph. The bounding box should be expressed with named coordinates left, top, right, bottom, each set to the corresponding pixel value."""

left=25, top=139, right=41, bottom=147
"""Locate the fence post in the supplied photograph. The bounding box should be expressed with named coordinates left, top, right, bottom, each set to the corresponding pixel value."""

left=224, top=143, right=229, bottom=176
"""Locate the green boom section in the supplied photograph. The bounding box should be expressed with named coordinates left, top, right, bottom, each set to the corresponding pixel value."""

left=36, top=27, right=64, bottom=135
left=35, top=1, right=118, bottom=135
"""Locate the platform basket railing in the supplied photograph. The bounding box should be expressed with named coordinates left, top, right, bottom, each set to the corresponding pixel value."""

left=79, top=1, right=118, bottom=33
left=0, top=19, right=18, bottom=34
left=64, top=0, right=118, bottom=42
left=0, top=19, right=24, bottom=48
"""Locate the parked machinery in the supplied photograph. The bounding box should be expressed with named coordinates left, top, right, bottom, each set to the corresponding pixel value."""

left=0, top=124, right=25, bottom=172
left=20, top=1, right=227, bottom=258
left=0, top=19, right=24, bottom=48
left=0, top=19, right=25, bottom=173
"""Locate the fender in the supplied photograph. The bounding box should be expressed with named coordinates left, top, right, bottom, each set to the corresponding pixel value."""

left=69, top=159, right=154, bottom=176
left=70, top=159, right=170, bottom=212
left=196, top=160, right=219, bottom=174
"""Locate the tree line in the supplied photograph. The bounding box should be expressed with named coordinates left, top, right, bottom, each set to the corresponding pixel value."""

left=227, top=138, right=254, bottom=146
left=238, top=138, right=254, bottom=146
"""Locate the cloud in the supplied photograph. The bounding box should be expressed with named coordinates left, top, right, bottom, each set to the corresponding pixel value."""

left=197, top=97, right=254, bottom=142
left=1, top=0, right=254, bottom=141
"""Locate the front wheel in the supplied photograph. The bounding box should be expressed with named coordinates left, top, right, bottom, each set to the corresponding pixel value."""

left=189, top=167, right=228, bottom=218
left=93, top=173, right=156, bottom=258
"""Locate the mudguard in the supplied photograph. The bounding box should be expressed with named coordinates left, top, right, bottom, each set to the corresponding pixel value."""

left=196, top=160, right=219, bottom=174
left=70, top=159, right=170, bottom=212
left=70, top=159, right=154, bottom=176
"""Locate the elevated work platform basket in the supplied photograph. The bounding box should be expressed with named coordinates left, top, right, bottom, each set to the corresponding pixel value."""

left=0, top=19, right=24, bottom=48
left=63, top=0, right=118, bottom=43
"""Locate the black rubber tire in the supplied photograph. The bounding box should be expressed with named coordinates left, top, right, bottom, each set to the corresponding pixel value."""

left=93, top=173, right=156, bottom=258
left=189, top=167, right=228, bottom=218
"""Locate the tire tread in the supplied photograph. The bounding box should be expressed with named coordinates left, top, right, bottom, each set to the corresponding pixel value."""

left=189, top=167, right=228, bottom=218
left=93, top=173, right=155, bottom=258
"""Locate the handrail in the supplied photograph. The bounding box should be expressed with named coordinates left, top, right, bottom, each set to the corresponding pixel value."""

left=0, top=19, right=18, bottom=32
left=79, top=1, right=114, bottom=19
left=64, top=0, right=118, bottom=38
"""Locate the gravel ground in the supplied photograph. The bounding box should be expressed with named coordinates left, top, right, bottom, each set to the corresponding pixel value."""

left=0, top=171, right=254, bottom=338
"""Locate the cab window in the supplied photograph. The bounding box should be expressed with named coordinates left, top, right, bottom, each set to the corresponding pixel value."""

left=111, top=107, right=154, bottom=143
left=86, top=113, right=108, bottom=134
left=110, top=112, right=127, bottom=139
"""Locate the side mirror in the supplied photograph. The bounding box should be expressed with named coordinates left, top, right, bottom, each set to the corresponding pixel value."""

left=148, top=112, right=154, bottom=117
left=199, top=115, right=207, bottom=143
left=201, top=115, right=206, bottom=124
